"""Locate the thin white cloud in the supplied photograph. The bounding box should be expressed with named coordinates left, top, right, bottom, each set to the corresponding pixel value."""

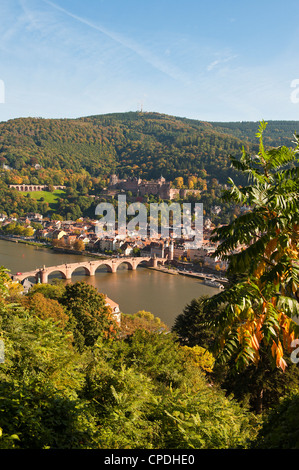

left=42, top=0, right=190, bottom=84
left=207, top=54, right=238, bottom=71
left=207, top=60, right=220, bottom=71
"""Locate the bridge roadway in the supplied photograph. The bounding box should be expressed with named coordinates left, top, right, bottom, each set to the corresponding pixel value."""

left=12, top=256, right=166, bottom=284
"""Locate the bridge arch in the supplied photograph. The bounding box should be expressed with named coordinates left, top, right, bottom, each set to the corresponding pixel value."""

left=135, top=259, right=149, bottom=268
left=21, top=274, right=38, bottom=284
left=156, top=259, right=166, bottom=266
left=115, top=260, right=134, bottom=271
left=46, top=269, right=67, bottom=283
left=94, top=263, right=113, bottom=274
left=69, top=265, right=91, bottom=278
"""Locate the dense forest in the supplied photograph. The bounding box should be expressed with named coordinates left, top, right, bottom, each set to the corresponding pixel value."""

left=0, top=273, right=260, bottom=449
left=1, top=111, right=298, bottom=184
left=209, top=120, right=299, bottom=147
left=0, top=112, right=298, bottom=222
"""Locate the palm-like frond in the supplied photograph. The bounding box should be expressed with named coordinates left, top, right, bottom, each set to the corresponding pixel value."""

left=204, top=122, right=299, bottom=371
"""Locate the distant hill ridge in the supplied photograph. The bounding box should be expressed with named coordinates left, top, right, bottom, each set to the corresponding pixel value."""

left=0, top=111, right=298, bottom=183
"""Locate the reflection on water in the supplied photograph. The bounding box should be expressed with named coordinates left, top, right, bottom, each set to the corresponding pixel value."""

left=0, top=240, right=218, bottom=327
left=68, top=266, right=218, bottom=327
left=0, top=240, right=90, bottom=272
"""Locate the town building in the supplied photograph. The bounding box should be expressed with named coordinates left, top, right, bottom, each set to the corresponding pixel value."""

left=105, top=295, right=121, bottom=325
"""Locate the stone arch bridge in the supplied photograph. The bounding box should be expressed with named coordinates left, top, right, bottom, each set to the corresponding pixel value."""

left=12, top=256, right=166, bottom=284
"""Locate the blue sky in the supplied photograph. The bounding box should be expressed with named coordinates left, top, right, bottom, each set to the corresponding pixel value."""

left=1, top=0, right=299, bottom=122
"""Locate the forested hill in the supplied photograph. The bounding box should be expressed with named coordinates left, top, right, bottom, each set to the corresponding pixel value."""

left=0, top=111, right=298, bottom=185
left=208, top=120, right=299, bottom=147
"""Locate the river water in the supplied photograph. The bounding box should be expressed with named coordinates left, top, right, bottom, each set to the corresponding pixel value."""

left=0, top=239, right=218, bottom=328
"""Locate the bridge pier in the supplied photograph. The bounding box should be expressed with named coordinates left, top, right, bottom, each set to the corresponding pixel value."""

left=65, top=266, right=73, bottom=280
left=40, top=270, right=48, bottom=283
left=89, top=263, right=96, bottom=276
left=151, top=257, right=158, bottom=268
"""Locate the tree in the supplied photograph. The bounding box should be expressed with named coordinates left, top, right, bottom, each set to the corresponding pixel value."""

left=23, top=227, right=34, bottom=237
left=61, top=281, right=118, bottom=350
left=0, top=269, right=97, bottom=449
left=173, top=177, right=184, bottom=189
left=27, top=281, right=65, bottom=301
left=252, top=394, right=299, bottom=448
left=213, top=348, right=299, bottom=414
left=120, top=310, right=169, bottom=337
left=51, top=213, right=63, bottom=221
left=22, top=292, right=70, bottom=329
left=172, top=296, right=217, bottom=350
left=132, top=247, right=140, bottom=256
left=73, top=239, right=85, bottom=251
left=82, top=357, right=159, bottom=449
left=181, top=345, right=215, bottom=374
left=204, top=121, right=299, bottom=372
left=83, top=329, right=258, bottom=449
left=108, top=329, right=187, bottom=387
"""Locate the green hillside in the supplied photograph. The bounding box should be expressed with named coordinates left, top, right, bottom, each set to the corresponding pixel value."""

left=0, top=112, right=298, bottom=220
left=1, top=112, right=298, bottom=185
left=208, top=120, right=299, bottom=147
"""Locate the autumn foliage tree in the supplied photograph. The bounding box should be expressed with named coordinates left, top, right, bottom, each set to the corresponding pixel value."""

left=120, top=310, right=169, bottom=338
left=73, top=239, right=85, bottom=251
left=204, top=121, right=299, bottom=373
left=22, top=292, right=69, bottom=329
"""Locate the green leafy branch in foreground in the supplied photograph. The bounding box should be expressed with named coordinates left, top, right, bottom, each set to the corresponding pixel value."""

left=204, top=121, right=299, bottom=371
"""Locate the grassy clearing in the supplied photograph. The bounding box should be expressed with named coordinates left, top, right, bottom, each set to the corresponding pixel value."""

left=21, top=189, right=65, bottom=204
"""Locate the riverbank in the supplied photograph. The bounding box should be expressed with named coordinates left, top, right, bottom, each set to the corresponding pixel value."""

left=0, top=234, right=105, bottom=259
left=0, top=238, right=220, bottom=327
left=0, top=234, right=228, bottom=288
left=0, top=234, right=51, bottom=248
left=52, top=246, right=108, bottom=259
left=147, top=266, right=179, bottom=275
left=178, top=270, right=227, bottom=288
left=148, top=264, right=228, bottom=287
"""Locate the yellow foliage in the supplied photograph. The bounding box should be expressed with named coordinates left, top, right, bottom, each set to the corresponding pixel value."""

left=254, top=261, right=266, bottom=279
left=181, top=345, right=215, bottom=373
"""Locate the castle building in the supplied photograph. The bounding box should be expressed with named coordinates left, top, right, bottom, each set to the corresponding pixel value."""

left=108, top=175, right=200, bottom=200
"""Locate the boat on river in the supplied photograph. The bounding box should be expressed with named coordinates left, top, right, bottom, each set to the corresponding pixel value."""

left=204, top=279, right=224, bottom=289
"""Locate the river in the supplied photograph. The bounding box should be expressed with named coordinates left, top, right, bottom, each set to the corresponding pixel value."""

left=0, top=239, right=219, bottom=328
